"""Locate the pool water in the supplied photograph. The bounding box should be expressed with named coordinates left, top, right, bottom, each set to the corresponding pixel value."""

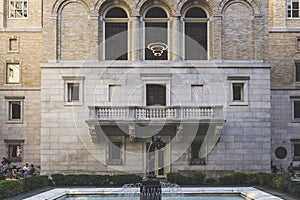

left=62, top=195, right=245, bottom=200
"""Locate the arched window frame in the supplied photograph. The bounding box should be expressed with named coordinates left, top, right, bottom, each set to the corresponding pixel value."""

left=142, top=6, right=170, bottom=60
left=183, top=6, right=209, bottom=60
left=103, top=6, right=129, bottom=60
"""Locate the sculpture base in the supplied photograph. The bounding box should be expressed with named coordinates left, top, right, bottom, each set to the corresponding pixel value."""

left=140, top=178, right=162, bottom=200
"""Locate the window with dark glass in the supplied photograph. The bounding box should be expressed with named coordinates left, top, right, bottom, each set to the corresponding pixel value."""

left=288, top=0, right=300, bottom=18
left=9, top=0, right=28, bottom=18
left=294, top=142, right=300, bottom=160
left=232, top=83, right=244, bottom=101
left=184, top=7, right=208, bottom=60
left=105, top=7, right=128, bottom=60
left=146, top=84, right=166, bottom=106
left=108, top=141, right=122, bottom=165
left=190, top=141, right=205, bottom=165
left=67, top=83, right=79, bottom=102
left=5, top=140, right=24, bottom=162
left=9, top=101, right=21, bottom=120
left=144, top=7, right=168, bottom=60
left=296, top=63, right=300, bottom=82
left=294, top=100, right=300, bottom=119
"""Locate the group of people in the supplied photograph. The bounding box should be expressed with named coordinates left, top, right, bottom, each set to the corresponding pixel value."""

left=1, top=157, right=36, bottom=179
left=272, top=162, right=298, bottom=178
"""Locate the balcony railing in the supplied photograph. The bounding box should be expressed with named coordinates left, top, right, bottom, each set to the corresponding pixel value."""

left=88, top=106, right=223, bottom=121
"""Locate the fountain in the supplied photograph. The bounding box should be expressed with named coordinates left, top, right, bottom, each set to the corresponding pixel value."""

left=140, top=136, right=165, bottom=200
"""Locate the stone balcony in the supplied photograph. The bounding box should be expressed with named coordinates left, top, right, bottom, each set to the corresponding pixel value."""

left=86, top=105, right=225, bottom=142
left=88, top=105, right=224, bottom=122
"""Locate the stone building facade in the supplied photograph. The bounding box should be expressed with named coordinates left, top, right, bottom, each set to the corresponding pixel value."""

left=0, top=0, right=278, bottom=177
left=269, top=0, right=300, bottom=170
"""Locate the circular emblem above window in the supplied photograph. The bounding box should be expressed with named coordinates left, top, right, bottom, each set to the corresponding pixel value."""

left=275, top=147, right=287, bottom=159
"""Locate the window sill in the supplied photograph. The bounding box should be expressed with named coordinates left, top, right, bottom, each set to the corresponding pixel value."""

left=107, top=160, right=123, bottom=165
left=6, top=120, right=23, bottom=124
left=229, top=101, right=248, bottom=106
left=64, top=101, right=83, bottom=106
left=292, top=119, right=300, bottom=123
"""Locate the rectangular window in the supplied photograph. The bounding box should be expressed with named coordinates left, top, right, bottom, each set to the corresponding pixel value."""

left=6, top=63, right=20, bottom=84
left=185, top=23, right=207, bottom=60
left=294, top=100, right=300, bottom=120
left=9, top=37, right=19, bottom=52
left=9, top=101, right=21, bottom=120
left=191, top=85, right=203, bottom=101
left=108, top=141, right=123, bottom=165
left=288, top=0, right=300, bottom=18
left=9, top=0, right=28, bottom=18
left=68, top=83, right=79, bottom=102
left=232, top=83, right=244, bottom=101
left=146, top=84, right=166, bottom=106
left=5, top=140, right=24, bottom=162
left=190, top=141, right=206, bottom=165
left=228, top=76, right=250, bottom=106
left=293, top=140, right=300, bottom=161
left=105, top=23, right=128, bottom=60
left=296, top=63, right=300, bottom=82
left=63, top=76, right=84, bottom=106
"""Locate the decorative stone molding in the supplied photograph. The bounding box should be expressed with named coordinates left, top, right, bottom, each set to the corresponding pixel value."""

left=96, top=0, right=133, bottom=16
left=128, top=125, right=136, bottom=142
left=175, top=124, right=183, bottom=142
left=89, top=127, right=99, bottom=143
left=218, top=0, right=261, bottom=16
left=52, top=0, right=94, bottom=15
left=138, top=0, right=173, bottom=16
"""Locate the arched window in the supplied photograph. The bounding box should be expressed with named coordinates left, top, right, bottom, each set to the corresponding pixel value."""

left=104, top=7, right=128, bottom=60
left=184, top=7, right=208, bottom=60
left=144, top=7, right=168, bottom=60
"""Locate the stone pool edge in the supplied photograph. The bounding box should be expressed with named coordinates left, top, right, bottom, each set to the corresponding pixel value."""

left=23, top=187, right=283, bottom=200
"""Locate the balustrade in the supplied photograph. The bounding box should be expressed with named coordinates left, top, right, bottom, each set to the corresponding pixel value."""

left=90, top=106, right=222, bottom=120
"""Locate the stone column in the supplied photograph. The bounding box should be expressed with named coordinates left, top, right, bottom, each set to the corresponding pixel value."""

left=131, top=15, right=140, bottom=61
left=89, top=13, right=99, bottom=61
left=98, top=15, right=104, bottom=61
left=172, top=15, right=181, bottom=61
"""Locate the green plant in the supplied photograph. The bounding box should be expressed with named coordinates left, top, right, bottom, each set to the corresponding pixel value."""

left=0, top=172, right=5, bottom=180
left=23, top=175, right=51, bottom=192
left=0, top=180, right=24, bottom=199
left=219, top=172, right=248, bottom=185
left=287, top=182, right=300, bottom=198
left=271, top=175, right=291, bottom=192
left=205, top=178, right=217, bottom=185
left=192, top=171, right=206, bottom=185
left=51, top=174, right=142, bottom=187
left=167, top=172, right=191, bottom=185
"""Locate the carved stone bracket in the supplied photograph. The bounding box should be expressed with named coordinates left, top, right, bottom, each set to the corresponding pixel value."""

left=89, top=127, right=99, bottom=143
left=175, top=124, right=183, bottom=142
left=128, top=125, right=136, bottom=142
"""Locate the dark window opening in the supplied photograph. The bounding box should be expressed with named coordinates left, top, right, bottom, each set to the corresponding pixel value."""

left=10, top=101, right=21, bottom=120
left=105, top=7, right=127, bottom=18
left=185, top=23, right=207, bottom=60
left=105, top=23, right=128, bottom=60
left=294, top=101, right=300, bottom=119
left=190, top=141, right=205, bottom=165
left=108, top=141, right=122, bottom=165
left=145, top=7, right=167, bottom=18
left=68, top=83, right=79, bottom=102
left=185, top=7, right=207, bottom=18
left=232, top=83, right=244, bottom=101
left=296, top=63, right=300, bottom=82
left=146, top=84, right=166, bottom=106
left=145, top=23, right=168, bottom=60
left=294, top=143, right=300, bottom=160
